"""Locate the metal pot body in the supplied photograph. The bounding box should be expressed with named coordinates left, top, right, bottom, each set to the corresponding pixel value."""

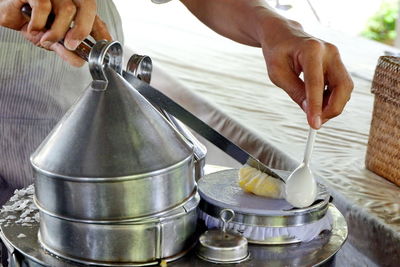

left=34, top=156, right=195, bottom=221
left=38, top=193, right=199, bottom=265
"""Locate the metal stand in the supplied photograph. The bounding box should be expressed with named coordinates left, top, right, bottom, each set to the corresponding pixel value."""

left=1, top=194, right=347, bottom=267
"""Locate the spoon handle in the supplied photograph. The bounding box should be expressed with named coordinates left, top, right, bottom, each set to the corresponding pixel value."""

left=303, top=128, right=317, bottom=165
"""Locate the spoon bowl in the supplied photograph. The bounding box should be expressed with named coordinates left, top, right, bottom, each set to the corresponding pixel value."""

left=285, top=128, right=318, bottom=208
left=285, top=162, right=317, bottom=208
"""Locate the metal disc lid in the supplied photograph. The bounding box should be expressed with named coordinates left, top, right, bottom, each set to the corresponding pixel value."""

left=30, top=41, right=193, bottom=178
left=198, top=169, right=330, bottom=227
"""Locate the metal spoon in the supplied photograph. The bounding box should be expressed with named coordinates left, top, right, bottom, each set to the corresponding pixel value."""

left=285, top=128, right=318, bottom=208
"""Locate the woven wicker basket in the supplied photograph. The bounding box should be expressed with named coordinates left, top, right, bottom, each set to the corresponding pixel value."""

left=366, top=56, right=400, bottom=186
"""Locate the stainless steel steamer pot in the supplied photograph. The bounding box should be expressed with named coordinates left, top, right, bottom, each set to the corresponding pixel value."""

left=30, top=41, right=197, bottom=221
left=37, top=192, right=200, bottom=265
left=33, top=156, right=195, bottom=221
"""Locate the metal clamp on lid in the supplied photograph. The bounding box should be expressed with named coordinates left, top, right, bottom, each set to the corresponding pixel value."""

left=89, top=40, right=123, bottom=90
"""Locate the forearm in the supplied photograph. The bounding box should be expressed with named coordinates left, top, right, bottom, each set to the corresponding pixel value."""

left=179, top=0, right=302, bottom=48
left=180, top=0, right=353, bottom=129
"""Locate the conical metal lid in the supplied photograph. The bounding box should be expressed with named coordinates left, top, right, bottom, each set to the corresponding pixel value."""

left=31, top=66, right=193, bottom=178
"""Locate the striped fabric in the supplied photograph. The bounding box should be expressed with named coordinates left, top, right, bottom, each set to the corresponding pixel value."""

left=0, top=0, right=124, bottom=205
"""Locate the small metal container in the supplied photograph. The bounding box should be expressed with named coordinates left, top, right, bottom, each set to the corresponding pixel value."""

left=38, top=192, right=200, bottom=265
left=197, top=209, right=249, bottom=264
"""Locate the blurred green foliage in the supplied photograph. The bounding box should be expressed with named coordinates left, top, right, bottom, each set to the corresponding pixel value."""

left=362, top=0, right=398, bottom=45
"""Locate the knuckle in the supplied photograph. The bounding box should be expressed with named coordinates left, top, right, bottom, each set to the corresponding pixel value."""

left=329, top=104, right=343, bottom=118
left=325, top=43, right=341, bottom=59
left=72, top=23, right=91, bottom=39
left=33, top=0, right=52, bottom=12
left=346, top=85, right=353, bottom=102
left=60, top=2, right=77, bottom=15
left=288, top=19, right=303, bottom=30
left=305, top=38, right=324, bottom=51
left=325, top=42, right=338, bottom=53
left=267, top=67, right=281, bottom=85
left=348, top=79, right=355, bottom=91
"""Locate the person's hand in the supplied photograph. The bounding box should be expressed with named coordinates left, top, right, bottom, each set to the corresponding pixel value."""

left=260, top=20, right=354, bottom=129
left=0, top=0, right=112, bottom=67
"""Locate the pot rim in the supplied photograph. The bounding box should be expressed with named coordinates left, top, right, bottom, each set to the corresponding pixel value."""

left=31, top=154, right=193, bottom=182
left=34, top=190, right=200, bottom=224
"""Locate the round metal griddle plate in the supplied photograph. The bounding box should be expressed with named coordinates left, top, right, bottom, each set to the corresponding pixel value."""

left=198, top=169, right=330, bottom=227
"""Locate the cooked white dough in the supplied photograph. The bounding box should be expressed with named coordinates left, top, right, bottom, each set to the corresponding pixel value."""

left=238, top=165, right=285, bottom=199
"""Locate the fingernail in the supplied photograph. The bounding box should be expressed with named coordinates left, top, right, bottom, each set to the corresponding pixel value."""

left=313, top=115, right=321, bottom=129
left=65, top=39, right=81, bottom=50
left=41, top=41, right=54, bottom=49
left=301, top=100, right=307, bottom=111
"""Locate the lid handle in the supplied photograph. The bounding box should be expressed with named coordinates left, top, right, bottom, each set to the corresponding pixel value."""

left=89, top=40, right=123, bottom=90
left=219, top=208, right=235, bottom=233
left=126, top=54, right=153, bottom=84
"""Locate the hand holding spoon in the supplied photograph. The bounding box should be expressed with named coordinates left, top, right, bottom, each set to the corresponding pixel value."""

left=285, top=128, right=318, bottom=208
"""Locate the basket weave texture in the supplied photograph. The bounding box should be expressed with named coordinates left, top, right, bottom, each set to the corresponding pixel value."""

left=366, top=56, right=400, bottom=186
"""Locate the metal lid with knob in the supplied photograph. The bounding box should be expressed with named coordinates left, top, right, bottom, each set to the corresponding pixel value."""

left=31, top=40, right=193, bottom=178
left=196, top=209, right=250, bottom=264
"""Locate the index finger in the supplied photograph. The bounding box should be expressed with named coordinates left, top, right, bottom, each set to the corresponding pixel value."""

left=301, top=45, right=325, bottom=129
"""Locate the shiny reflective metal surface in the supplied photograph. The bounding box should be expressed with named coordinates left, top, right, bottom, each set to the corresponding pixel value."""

left=126, top=54, right=152, bottom=83
left=89, top=40, right=123, bottom=90
left=0, top=193, right=347, bottom=267
left=31, top=41, right=195, bottom=220
left=34, top=157, right=195, bottom=221
left=198, top=169, right=330, bottom=228
left=196, top=209, right=249, bottom=264
left=162, top=114, right=207, bottom=181
left=36, top=193, right=199, bottom=265
left=151, top=0, right=173, bottom=4
left=196, top=229, right=250, bottom=264
left=125, top=55, right=207, bottom=181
